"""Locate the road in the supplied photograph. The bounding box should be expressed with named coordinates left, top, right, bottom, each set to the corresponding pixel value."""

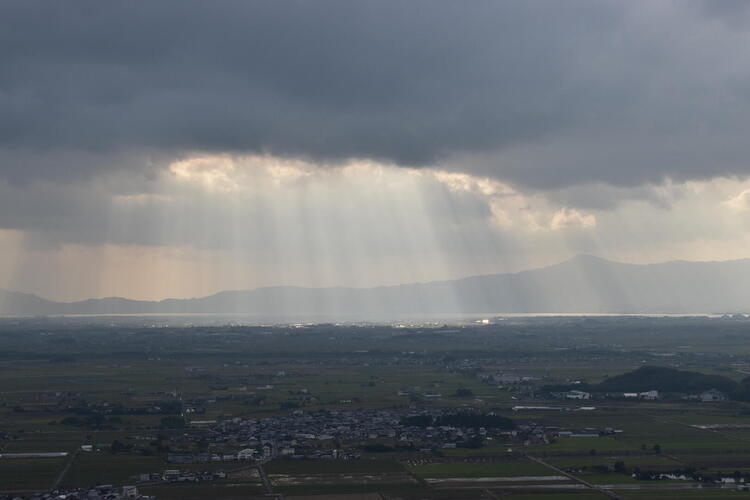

left=526, top=454, right=621, bottom=499
left=52, top=446, right=81, bottom=489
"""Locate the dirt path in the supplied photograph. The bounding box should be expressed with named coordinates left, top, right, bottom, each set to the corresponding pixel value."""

left=52, top=447, right=80, bottom=489
left=525, top=454, right=621, bottom=499
left=257, top=462, right=274, bottom=495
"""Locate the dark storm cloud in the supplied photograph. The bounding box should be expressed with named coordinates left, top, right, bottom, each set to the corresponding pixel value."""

left=1, top=0, right=750, bottom=188
left=698, top=0, right=750, bottom=25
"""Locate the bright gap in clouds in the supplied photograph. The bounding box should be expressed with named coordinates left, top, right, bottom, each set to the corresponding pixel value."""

left=5, top=2, right=750, bottom=304
left=2, top=155, right=750, bottom=302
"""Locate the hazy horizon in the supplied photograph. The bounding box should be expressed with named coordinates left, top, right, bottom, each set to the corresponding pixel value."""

left=5, top=253, right=750, bottom=304
left=4, top=255, right=750, bottom=317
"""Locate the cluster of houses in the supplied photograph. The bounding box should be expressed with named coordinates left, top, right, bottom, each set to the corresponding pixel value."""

left=172, top=408, right=529, bottom=462
left=621, top=388, right=730, bottom=401
left=622, top=390, right=660, bottom=400
left=551, top=426, right=623, bottom=438
left=168, top=406, right=630, bottom=463
left=478, top=372, right=539, bottom=385
left=0, top=470, right=233, bottom=499
left=688, top=388, right=729, bottom=402
left=147, top=469, right=226, bottom=483
left=1, top=485, right=153, bottom=500
left=202, top=408, right=411, bottom=458
left=508, top=423, right=624, bottom=445
left=166, top=449, right=291, bottom=463
left=633, top=470, right=750, bottom=488
left=550, top=389, right=659, bottom=400
left=562, top=390, right=591, bottom=400
left=396, top=387, right=443, bottom=398
left=549, top=388, right=730, bottom=402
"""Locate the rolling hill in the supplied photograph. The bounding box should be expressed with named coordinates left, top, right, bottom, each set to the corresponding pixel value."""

left=2, top=255, right=749, bottom=316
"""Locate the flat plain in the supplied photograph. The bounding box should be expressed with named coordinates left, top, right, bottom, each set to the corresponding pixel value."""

left=2, top=315, right=750, bottom=499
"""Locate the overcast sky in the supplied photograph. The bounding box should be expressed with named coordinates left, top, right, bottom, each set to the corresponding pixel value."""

left=2, top=0, right=750, bottom=301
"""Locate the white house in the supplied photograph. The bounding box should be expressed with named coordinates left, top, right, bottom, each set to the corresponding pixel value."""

left=639, top=390, right=659, bottom=400
left=121, top=485, right=138, bottom=498
left=565, top=390, right=591, bottom=400
left=699, top=389, right=728, bottom=402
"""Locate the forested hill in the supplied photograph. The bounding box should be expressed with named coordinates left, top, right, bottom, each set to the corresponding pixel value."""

left=596, top=366, right=738, bottom=394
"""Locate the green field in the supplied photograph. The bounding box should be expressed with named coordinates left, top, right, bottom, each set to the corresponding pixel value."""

left=0, top=458, right=66, bottom=490
left=407, top=460, right=552, bottom=478
left=61, top=453, right=164, bottom=487
left=140, top=483, right=266, bottom=500
left=266, top=458, right=403, bottom=474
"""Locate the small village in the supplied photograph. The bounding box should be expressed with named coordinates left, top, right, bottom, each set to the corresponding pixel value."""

left=166, top=406, right=624, bottom=464
left=172, top=407, right=511, bottom=462
left=0, top=484, right=152, bottom=500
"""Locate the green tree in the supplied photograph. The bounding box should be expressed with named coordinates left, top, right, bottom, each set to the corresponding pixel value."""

left=454, top=388, right=474, bottom=397
left=160, top=416, right=185, bottom=429
left=110, top=440, right=128, bottom=454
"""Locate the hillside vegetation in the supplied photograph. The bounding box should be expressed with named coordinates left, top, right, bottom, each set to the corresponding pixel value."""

left=598, top=366, right=738, bottom=394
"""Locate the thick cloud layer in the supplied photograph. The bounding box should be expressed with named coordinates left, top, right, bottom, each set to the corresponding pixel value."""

left=2, top=1, right=750, bottom=187
left=4, top=158, right=750, bottom=301
left=5, top=1, right=750, bottom=300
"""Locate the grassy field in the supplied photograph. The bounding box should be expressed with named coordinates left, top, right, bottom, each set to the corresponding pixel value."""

left=489, top=495, right=609, bottom=500
left=406, top=460, right=552, bottom=478
left=530, top=436, right=638, bottom=454
left=272, top=483, right=424, bottom=496
left=140, top=483, right=266, bottom=500
left=0, top=457, right=66, bottom=490
left=265, top=458, right=403, bottom=474
left=615, top=490, right=750, bottom=499
left=61, top=453, right=164, bottom=487
left=546, top=455, right=679, bottom=469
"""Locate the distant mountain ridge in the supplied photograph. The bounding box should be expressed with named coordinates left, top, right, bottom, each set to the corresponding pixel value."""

left=2, top=255, right=750, bottom=316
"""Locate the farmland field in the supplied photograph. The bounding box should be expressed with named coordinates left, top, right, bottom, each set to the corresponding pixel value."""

left=3, top=316, right=750, bottom=498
